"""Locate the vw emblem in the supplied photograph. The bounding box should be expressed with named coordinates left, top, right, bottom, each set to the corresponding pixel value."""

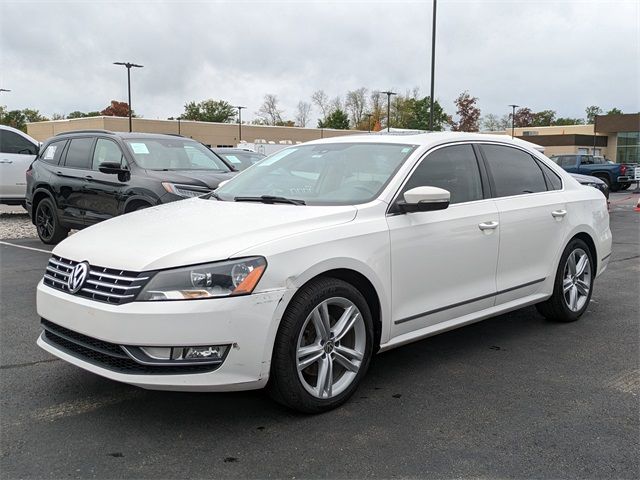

left=67, top=262, right=89, bottom=294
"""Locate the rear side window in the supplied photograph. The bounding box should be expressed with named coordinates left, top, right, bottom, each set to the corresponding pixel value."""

left=0, top=130, right=38, bottom=155
left=64, top=138, right=94, bottom=169
left=481, top=144, right=547, bottom=197
left=537, top=160, right=563, bottom=190
left=401, top=144, right=483, bottom=204
left=41, top=140, right=68, bottom=165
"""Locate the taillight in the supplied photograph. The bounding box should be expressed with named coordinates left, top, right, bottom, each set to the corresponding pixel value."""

left=620, top=164, right=627, bottom=175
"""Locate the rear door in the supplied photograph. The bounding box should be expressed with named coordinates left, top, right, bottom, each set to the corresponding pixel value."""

left=388, top=143, right=500, bottom=337
left=57, top=137, right=95, bottom=227
left=0, top=129, right=38, bottom=200
left=84, top=138, right=129, bottom=225
left=479, top=144, right=568, bottom=305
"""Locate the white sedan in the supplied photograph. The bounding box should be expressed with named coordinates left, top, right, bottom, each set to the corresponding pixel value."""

left=36, top=132, right=612, bottom=412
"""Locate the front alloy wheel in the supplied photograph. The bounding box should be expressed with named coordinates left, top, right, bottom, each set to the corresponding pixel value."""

left=269, top=277, right=374, bottom=413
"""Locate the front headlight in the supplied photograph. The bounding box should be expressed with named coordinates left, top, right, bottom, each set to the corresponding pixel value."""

left=137, top=257, right=267, bottom=301
left=162, top=182, right=211, bottom=198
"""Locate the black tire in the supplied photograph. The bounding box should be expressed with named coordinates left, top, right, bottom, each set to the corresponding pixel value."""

left=268, top=277, right=374, bottom=413
left=619, top=183, right=631, bottom=191
left=595, top=175, right=612, bottom=190
left=35, top=198, right=69, bottom=244
left=536, top=238, right=594, bottom=322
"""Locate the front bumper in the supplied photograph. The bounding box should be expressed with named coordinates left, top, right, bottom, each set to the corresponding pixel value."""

left=36, top=281, right=294, bottom=391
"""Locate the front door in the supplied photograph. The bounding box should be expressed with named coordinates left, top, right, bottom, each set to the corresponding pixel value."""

left=0, top=129, right=38, bottom=200
left=387, top=144, right=500, bottom=338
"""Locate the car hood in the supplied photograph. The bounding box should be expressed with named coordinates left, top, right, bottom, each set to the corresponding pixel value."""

left=53, top=198, right=357, bottom=271
left=145, top=169, right=237, bottom=189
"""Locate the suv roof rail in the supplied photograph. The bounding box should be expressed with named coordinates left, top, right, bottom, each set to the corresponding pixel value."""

left=55, top=129, right=115, bottom=136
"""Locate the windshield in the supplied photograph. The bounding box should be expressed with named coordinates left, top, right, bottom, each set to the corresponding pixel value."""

left=215, top=150, right=265, bottom=171
left=124, top=138, right=231, bottom=171
left=215, top=142, right=417, bottom=205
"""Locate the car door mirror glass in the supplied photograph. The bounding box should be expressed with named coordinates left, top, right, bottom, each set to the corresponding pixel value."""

left=399, top=186, right=450, bottom=213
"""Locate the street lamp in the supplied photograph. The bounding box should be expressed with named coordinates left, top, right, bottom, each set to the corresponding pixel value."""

left=381, top=91, right=397, bottom=132
left=235, top=106, right=246, bottom=142
left=113, top=62, right=143, bottom=132
left=364, top=113, right=373, bottom=133
left=177, top=116, right=182, bottom=135
left=429, top=0, right=437, bottom=131
left=508, top=104, right=519, bottom=138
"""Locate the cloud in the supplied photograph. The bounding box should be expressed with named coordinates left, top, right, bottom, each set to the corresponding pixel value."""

left=1, top=0, right=638, bottom=123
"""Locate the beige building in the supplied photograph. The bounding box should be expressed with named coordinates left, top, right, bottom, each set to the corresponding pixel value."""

left=26, top=116, right=364, bottom=147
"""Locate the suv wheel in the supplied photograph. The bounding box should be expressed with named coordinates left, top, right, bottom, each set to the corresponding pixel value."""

left=35, top=198, right=69, bottom=244
left=536, top=238, right=594, bottom=322
left=268, top=277, right=374, bottom=413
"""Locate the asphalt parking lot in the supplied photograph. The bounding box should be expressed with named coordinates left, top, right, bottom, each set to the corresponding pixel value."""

left=1, top=193, right=638, bottom=479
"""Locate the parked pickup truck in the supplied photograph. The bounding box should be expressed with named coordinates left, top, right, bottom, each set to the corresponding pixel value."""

left=550, top=154, right=632, bottom=191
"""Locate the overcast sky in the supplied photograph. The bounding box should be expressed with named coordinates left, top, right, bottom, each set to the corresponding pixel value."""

left=1, top=0, right=638, bottom=125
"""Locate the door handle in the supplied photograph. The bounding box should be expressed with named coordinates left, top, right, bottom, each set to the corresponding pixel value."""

left=84, top=175, right=94, bottom=181
left=0, top=160, right=13, bottom=164
left=551, top=209, right=567, bottom=218
left=478, top=221, right=499, bottom=231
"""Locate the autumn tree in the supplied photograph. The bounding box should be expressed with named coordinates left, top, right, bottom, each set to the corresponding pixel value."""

left=101, top=100, right=135, bottom=117
left=369, top=90, right=385, bottom=130
left=451, top=91, right=481, bottom=132
left=182, top=99, right=235, bottom=123
left=512, top=107, right=534, bottom=128
left=295, top=101, right=312, bottom=127
left=585, top=105, right=603, bottom=124
left=256, top=94, right=283, bottom=126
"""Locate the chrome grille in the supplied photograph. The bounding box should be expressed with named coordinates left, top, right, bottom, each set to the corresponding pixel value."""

left=42, top=255, right=150, bottom=305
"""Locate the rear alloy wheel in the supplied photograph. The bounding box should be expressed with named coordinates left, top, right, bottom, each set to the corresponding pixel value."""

left=536, top=238, right=594, bottom=322
left=269, top=277, right=374, bottom=413
left=35, top=198, right=69, bottom=244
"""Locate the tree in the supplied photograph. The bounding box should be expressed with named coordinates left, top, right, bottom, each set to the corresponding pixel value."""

left=318, top=108, right=350, bottom=129
left=101, top=100, right=134, bottom=117
left=345, top=88, right=368, bottom=127
left=0, top=109, right=27, bottom=130
left=450, top=91, right=481, bottom=132
left=51, top=113, right=66, bottom=120
left=311, top=90, right=330, bottom=119
left=554, top=117, right=585, bottom=126
left=481, top=113, right=503, bottom=131
left=295, top=101, right=312, bottom=127
left=512, top=107, right=534, bottom=128
left=22, top=109, right=48, bottom=123
left=606, top=107, right=623, bottom=115
left=182, top=99, right=235, bottom=123
left=256, top=94, right=283, bottom=126
left=531, top=109, right=556, bottom=127
left=585, top=105, right=603, bottom=124
left=369, top=90, right=385, bottom=129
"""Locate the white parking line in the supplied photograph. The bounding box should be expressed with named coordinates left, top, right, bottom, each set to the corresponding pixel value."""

left=0, top=240, right=52, bottom=254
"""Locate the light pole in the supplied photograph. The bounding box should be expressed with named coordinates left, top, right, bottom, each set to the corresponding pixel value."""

left=177, top=116, right=182, bottom=135
left=508, top=104, right=519, bottom=138
left=235, top=106, right=246, bottom=142
left=113, top=62, right=143, bottom=132
left=429, top=0, right=437, bottom=131
left=0, top=89, right=10, bottom=123
left=381, top=91, right=397, bottom=132
left=364, top=113, right=373, bottom=133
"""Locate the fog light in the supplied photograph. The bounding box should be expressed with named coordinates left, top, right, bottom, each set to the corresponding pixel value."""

left=184, top=345, right=227, bottom=360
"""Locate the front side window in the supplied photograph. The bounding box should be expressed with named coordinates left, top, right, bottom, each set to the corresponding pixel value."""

left=215, top=142, right=417, bottom=205
left=64, top=138, right=95, bottom=169
left=124, top=139, right=231, bottom=172
left=0, top=130, right=37, bottom=155
left=92, top=139, right=125, bottom=170
left=481, top=144, right=547, bottom=197
left=400, top=144, right=483, bottom=205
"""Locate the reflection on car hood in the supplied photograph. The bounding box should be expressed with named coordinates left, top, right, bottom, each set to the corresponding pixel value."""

left=145, top=169, right=237, bottom=189
left=569, top=173, right=605, bottom=185
left=53, top=198, right=357, bottom=271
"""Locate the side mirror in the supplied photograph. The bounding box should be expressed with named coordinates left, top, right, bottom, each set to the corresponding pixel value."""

left=398, top=186, right=450, bottom=213
left=99, top=162, right=126, bottom=175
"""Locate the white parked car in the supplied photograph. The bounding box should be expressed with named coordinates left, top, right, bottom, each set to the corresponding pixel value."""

left=0, top=125, right=40, bottom=206
left=36, top=133, right=612, bottom=412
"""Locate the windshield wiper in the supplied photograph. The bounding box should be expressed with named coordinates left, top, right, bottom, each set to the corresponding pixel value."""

left=202, top=191, right=221, bottom=200
left=234, top=195, right=306, bottom=205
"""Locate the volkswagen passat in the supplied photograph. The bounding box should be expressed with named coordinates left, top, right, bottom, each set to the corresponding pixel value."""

left=36, top=133, right=612, bottom=412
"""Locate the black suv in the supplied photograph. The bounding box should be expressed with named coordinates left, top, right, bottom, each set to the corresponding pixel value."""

left=26, top=130, right=236, bottom=244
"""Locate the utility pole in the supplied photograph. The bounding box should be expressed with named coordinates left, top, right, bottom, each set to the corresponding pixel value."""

left=381, top=91, right=397, bottom=132
left=508, top=104, right=519, bottom=138
left=429, top=0, right=437, bottom=130
left=364, top=113, right=373, bottom=133
left=113, top=62, right=144, bottom=132
left=235, top=106, right=246, bottom=142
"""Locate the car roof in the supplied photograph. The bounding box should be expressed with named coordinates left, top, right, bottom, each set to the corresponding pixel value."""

left=214, top=148, right=264, bottom=154
left=0, top=124, right=39, bottom=143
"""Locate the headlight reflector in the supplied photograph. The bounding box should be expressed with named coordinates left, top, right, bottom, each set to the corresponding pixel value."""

left=137, top=257, right=266, bottom=301
left=162, top=182, right=211, bottom=198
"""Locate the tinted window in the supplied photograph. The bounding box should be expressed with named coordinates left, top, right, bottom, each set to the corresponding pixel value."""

left=482, top=144, right=547, bottom=197
left=401, top=144, right=483, bottom=204
left=537, top=160, right=563, bottom=190
left=92, top=139, right=124, bottom=170
left=0, top=130, right=37, bottom=155
left=580, top=155, right=594, bottom=165
left=64, top=138, right=94, bottom=169
left=559, top=156, right=577, bottom=167
left=41, top=140, right=67, bottom=165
